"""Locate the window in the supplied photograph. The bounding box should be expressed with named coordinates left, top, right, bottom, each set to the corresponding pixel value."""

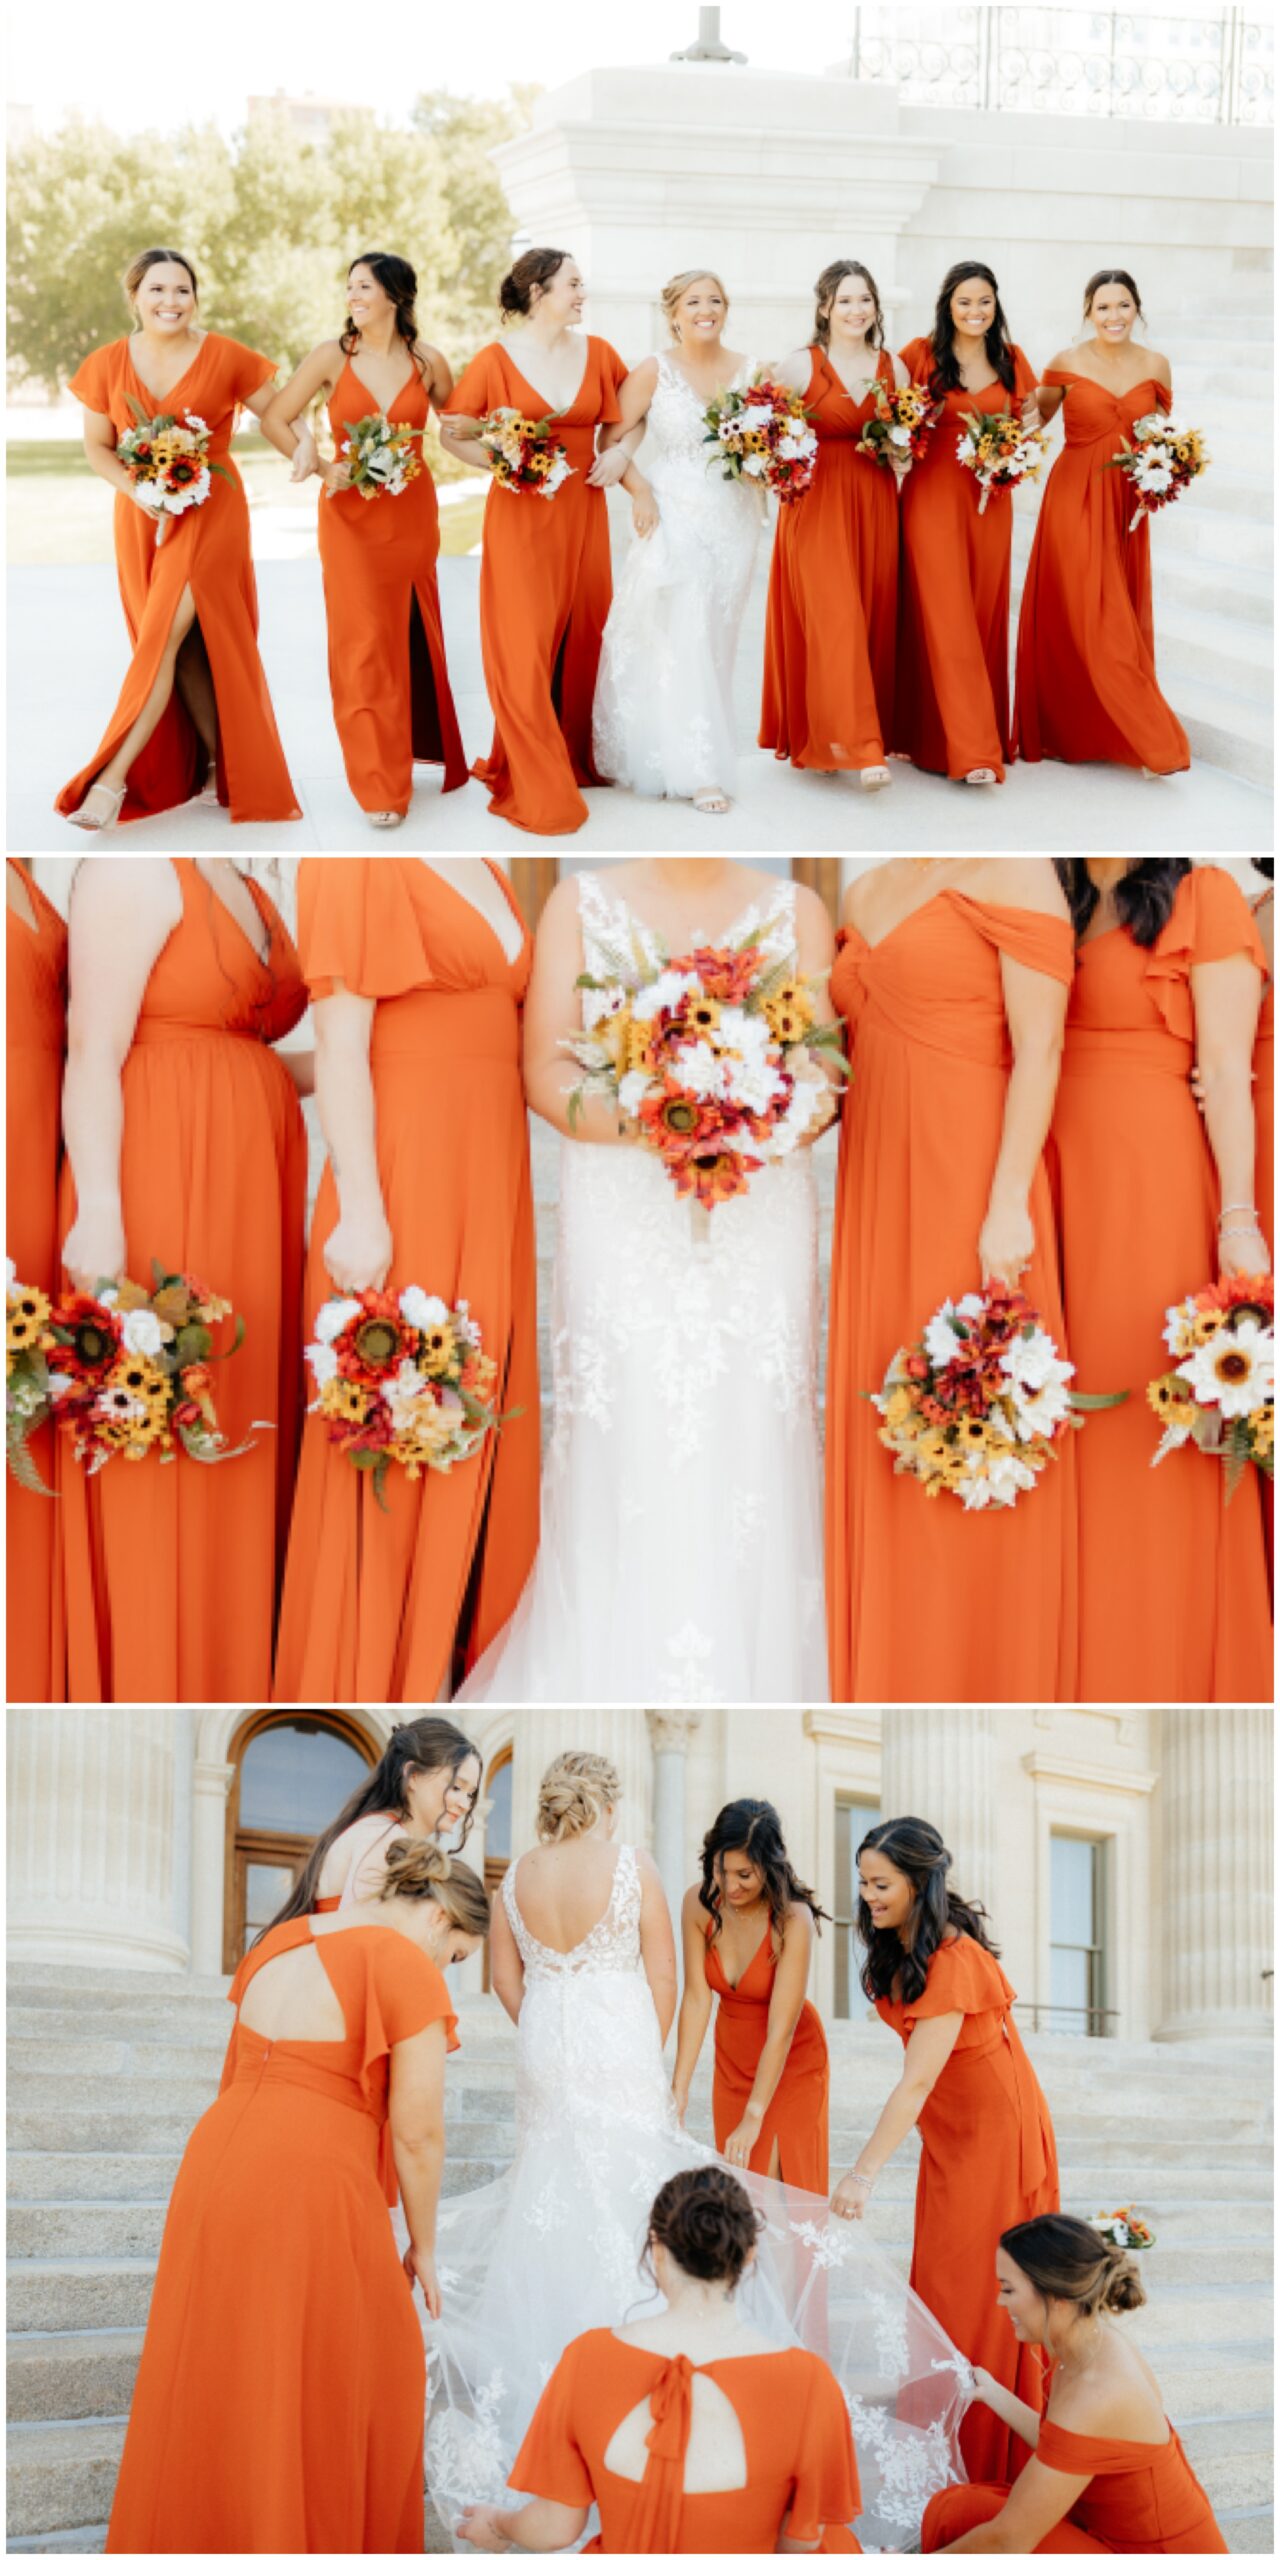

left=1048, top=1833, right=1108, bottom=2036
left=225, top=1714, right=377, bottom=1971
left=834, top=1795, right=879, bottom=2020
left=482, top=1746, right=514, bottom=1994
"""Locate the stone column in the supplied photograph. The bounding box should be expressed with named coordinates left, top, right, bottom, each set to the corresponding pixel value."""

left=190, top=1755, right=236, bottom=1976
left=647, top=1711, right=702, bottom=1982
left=7, top=1708, right=188, bottom=1972
left=1156, top=1708, right=1273, bottom=2040
left=876, top=1709, right=997, bottom=1914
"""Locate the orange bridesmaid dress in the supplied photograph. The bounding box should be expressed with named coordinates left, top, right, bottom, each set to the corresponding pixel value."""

left=444, top=337, right=630, bottom=834
left=1014, top=375, right=1190, bottom=772
left=273, top=859, right=539, bottom=1704
left=704, top=1923, right=830, bottom=2192
left=509, top=2329, right=861, bottom=2553
left=876, top=1934, right=1059, bottom=2484
left=56, top=334, right=300, bottom=825
left=923, top=2416, right=1228, bottom=2552
left=827, top=892, right=1077, bottom=1703
left=56, top=859, right=306, bottom=1702
left=759, top=347, right=898, bottom=772
left=894, top=338, right=1037, bottom=781
left=106, top=1917, right=457, bottom=2554
left=318, top=359, right=468, bottom=817
left=1255, top=890, right=1273, bottom=1252
left=6, top=867, right=68, bottom=1703
left=1051, top=867, right=1271, bottom=1703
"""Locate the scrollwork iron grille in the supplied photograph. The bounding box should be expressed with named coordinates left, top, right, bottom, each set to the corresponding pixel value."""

left=842, top=6, right=1273, bottom=124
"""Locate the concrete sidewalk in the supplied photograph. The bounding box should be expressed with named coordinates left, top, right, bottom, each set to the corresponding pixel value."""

left=10, top=558, right=1271, bottom=854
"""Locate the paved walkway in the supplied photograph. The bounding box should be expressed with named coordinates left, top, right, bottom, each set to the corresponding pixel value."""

left=11, top=559, right=1271, bottom=853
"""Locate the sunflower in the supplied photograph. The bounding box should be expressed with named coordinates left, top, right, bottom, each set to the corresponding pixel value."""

left=321, top=1378, right=370, bottom=1425
left=626, top=1022, right=655, bottom=1076
left=7, top=1287, right=51, bottom=1354
left=354, top=1317, right=401, bottom=1370
left=1148, top=1373, right=1194, bottom=1426
left=684, top=993, right=721, bottom=1039
left=763, top=981, right=813, bottom=1042
left=420, top=1323, right=456, bottom=1379
left=1190, top=1306, right=1228, bottom=1347
left=1252, top=1407, right=1274, bottom=1455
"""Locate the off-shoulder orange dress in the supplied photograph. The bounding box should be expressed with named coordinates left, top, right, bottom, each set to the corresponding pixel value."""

left=318, top=360, right=468, bottom=818
left=827, top=892, right=1077, bottom=1703
left=106, top=1917, right=457, bottom=2555
left=1014, top=375, right=1189, bottom=773
left=274, top=859, right=539, bottom=1704
left=894, top=339, right=1037, bottom=781
left=7, top=868, right=68, bottom=1703
left=923, top=2414, right=1228, bottom=2552
left=1051, top=868, right=1271, bottom=1703
left=56, top=859, right=307, bottom=1703
left=877, top=1934, right=1058, bottom=2485
left=1255, top=889, right=1274, bottom=1253
left=444, top=337, right=630, bottom=834
left=759, top=347, right=898, bottom=772
left=56, top=335, right=300, bottom=825
left=704, top=1920, right=830, bottom=2192
left=509, top=2328, right=862, bottom=2554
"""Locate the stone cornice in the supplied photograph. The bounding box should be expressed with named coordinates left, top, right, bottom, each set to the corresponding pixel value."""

left=1021, top=1752, right=1158, bottom=1797
left=803, top=1711, right=880, bottom=1746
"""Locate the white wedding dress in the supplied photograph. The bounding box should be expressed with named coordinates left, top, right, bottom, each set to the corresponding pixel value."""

left=592, top=353, right=762, bottom=799
left=422, top=1844, right=970, bottom=2553
left=457, top=869, right=828, bottom=1705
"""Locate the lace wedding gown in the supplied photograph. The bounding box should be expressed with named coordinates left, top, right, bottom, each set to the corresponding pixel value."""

left=457, top=869, right=828, bottom=1705
left=422, top=1844, right=970, bottom=2553
left=592, top=353, right=762, bottom=799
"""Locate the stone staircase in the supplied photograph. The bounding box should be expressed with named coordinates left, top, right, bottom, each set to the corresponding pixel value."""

left=7, top=1962, right=1273, bottom=2553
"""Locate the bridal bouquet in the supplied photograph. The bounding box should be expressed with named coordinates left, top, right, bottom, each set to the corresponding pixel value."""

left=872, top=1284, right=1125, bottom=1511
left=39, top=1265, right=250, bottom=1478
left=117, top=399, right=233, bottom=546
left=1104, top=412, right=1210, bottom=533
left=1088, top=2206, right=1155, bottom=2251
left=703, top=378, right=818, bottom=504
left=1147, top=1273, right=1273, bottom=1501
left=477, top=408, right=574, bottom=498
left=305, top=1286, right=508, bottom=1508
left=336, top=412, right=424, bottom=500
left=955, top=407, right=1048, bottom=513
left=856, top=380, right=944, bottom=471
left=6, top=1263, right=58, bottom=1494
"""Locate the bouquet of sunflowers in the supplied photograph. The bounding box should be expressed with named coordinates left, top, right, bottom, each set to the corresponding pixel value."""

left=703, top=377, right=818, bottom=504
left=305, top=1286, right=511, bottom=1509
left=477, top=408, right=574, bottom=498
left=28, top=1264, right=251, bottom=1480
left=856, top=380, right=943, bottom=471
left=117, top=399, right=233, bottom=546
left=1104, top=412, right=1210, bottom=534
left=872, top=1283, right=1125, bottom=1511
left=955, top=406, right=1048, bottom=514
left=336, top=411, right=425, bottom=500
left=1148, top=1273, right=1273, bottom=1501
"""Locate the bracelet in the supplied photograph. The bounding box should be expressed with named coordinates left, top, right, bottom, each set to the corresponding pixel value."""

left=845, top=2169, right=876, bottom=2189
left=1219, top=1204, right=1259, bottom=1224
left=1220, top=1221, right=1262, bottom=1239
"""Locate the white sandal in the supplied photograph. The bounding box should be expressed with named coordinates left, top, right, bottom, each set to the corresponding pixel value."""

left=369, top=810, right=406, bottom=829
left=963, top=768, right=996, bottom=787
left=692, top=786, right=730, bottom=816
left=860, top=766, right=892, bottom=791
left=66, top=780, right=126, bottom=832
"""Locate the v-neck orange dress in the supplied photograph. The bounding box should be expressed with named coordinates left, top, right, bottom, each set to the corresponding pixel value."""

left=444, top=336, right=631, bottom=834
left=273, top=859, right=539, bottom=1704
left=760, top=347, right=899, bottom=773
left=510, top=2328, right=862, bottom=2553
left=1014, top=374, right=1190, bottom=773
left=704, top=1920, right=830, bottom=2193
left=56, top=334, right=300, bottom=825
left=894, top=337, right=1037, bottom=781
left=923, top=2414, right=1228, bottom=2552
left=55, top=859, right=307, bottom=1703
left=6, top=867, right=68, bottom=1703
left=318, top=358, right=468, bottom=817
left=106, top=1917, right=457, bottom=2555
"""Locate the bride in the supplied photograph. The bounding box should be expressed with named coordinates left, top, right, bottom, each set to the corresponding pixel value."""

left=456, top=857, right=837, bottom=1706
left=592, top=270, right=762, bottom=815
left=421, top=1752, right=970, bottom=2552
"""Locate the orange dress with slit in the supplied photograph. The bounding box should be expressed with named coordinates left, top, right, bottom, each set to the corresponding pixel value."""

left=759, top=347, right=898, bottom=772
left=6, top=868, right=68, bottom=1703
left=923, top=2415, right=1228, bottom=2552
left=56, top=335, right=300, bottom=824
left=827, top=892, right=1077, bottom=1703
left=893, top=339, right=1037, bottom=781
left=1014, top=375, right=1189, bottom=773
left=56, top=859, right=306, bottom=1702
left=444, top=337, right=630, bottom=834
left=877, top=1935, right=1059, bottom=2484
left=509, top=2328, right=861, bottom=2554
left=273, top=859, right=539, bottom=1704
left=1051, top=867, right=1271, bottom=1702
left=106, top=1917, right=457, bottom=2555
left=318, top=360, right=468, bottom=817
left=704, top=1921, right=829, bottom=2192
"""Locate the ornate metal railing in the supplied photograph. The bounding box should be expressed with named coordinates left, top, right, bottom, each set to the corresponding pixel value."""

left=838, top=6, right=1273, bottom=124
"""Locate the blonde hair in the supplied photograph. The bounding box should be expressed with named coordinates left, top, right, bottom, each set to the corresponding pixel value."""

left=536, top=1751, right=622, bottom=1843
left=661, top=269, right=730, bottom=342
left=378, top=1838, right=491, bottom=1939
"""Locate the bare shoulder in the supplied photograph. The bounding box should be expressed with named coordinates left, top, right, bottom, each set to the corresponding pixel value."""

left=974, top=857, right=1069, bottom=920
left=1049, top=347, right=1080, bottom=375
left=534, top=871, right=587, bottom=941
left=681, top=1881, right=706, bottom=1918
left=783, top=1898, right=816, bottom=1943
left=69, top=857, right=181, bottom=927
left=1145, top=348, right=1172, bottom=387
left=841, top=864, right=884, bottom=929
left=792, top=880, right=835, bottom=939
left=891, top=353, right=910, bottom=388
left=626, top=354, right=660, bottom=386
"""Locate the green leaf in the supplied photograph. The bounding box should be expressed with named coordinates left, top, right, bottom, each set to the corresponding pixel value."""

left=174, top=1322, right=212, bottom=1363
left=1222, top=1417, right=1252, bottom=1506
left=204, top=1314, right=246, bottom=1364
left=6, top=1427, right=55, bottom=1498
left=1070, top=1389, right=1131, bottom=1411
left=372, top=1453, right=392, bottom=1513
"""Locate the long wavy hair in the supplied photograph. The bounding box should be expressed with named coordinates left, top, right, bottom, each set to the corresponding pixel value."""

left=340, top=251, right=429, bottom=380
left=928, top=260, right=1016, bottom=397
left=1054, top=860, right=1191, bottom=949
left=267, top=1717, right=479, bottom=1929
left=698, top=1800, right=831, bottom=1946
left=856, top=1816, right=999, bottom=2008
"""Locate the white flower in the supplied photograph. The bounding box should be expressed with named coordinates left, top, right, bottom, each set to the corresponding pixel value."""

left=314, top=1296, right=362, bottom=1345
left=1178, top=1317, right=1273, bottom=1419
left=1163, top=1297, right=1197, bottom=1355
left=6, top=1258, right=16, bottom=1291
left=400, top=1286, right=448, bottom=1330
left=633, top=970, right=698, bottom=1023
left=617, top=1069, right=652, bottom=1118
left=120, top=1307, right=167, bottom=1357
left=164, top=468, right=211, bottom=516
left=304, top=1340, right=339, bottom=1387
left=581, top=982, right=628, bottom=1033
left=381, top=1356, right=429, bottom=1412
left=742, top=451, right=769, bottom=476
left=1134, top=459, right=1173, bottom=493
left=924, top=1308, right=966, bottom=1369
left=183, top=412, right=208, bottom=433
left=777, top=432, right=808, bottom=460
left=48, top=1369, right=76, bottom=1401
left=889, top=423, right=913, bottom=447
left=672, top=1042, right=725, bottom=1100
left=1002, top=1329, right=1074, bottom=1394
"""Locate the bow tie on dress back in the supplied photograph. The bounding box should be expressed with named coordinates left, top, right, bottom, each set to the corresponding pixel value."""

left=629, top=2352, right=696, bottom=2553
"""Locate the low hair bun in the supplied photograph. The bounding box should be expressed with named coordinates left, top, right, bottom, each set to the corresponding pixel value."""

left=647, top=2167, right=763, bottom=2291
left=499, top=247, right=570, bottom=323
left=383, top=1835, right=450, bottom=1892
left=1102, top=2252, right=1147, bottom=2316
left=536, top=1750, right=621, bottom=1843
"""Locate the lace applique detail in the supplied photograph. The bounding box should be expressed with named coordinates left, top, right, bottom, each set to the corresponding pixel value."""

left=502, top=1843, right=642, bottom=1979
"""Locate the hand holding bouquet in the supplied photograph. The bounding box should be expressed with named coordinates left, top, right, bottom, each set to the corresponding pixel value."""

left=956, top=406, right=1048, bottom=513
left=1148, top=1273, right=1273, bottom=1500
left=35, top=1263, right=251, bottom=1479
left=117, top=399, right=233, bottom=546
left=856, top=381, right=943, bottom=473
left=872, top=1284, right=1126, bottom=1510
left=336, top=412, right=425, bottom=500
left=703, top=377, right=818, bottom=504
left=1104, top=412, right=1209, bottom=533
left=477, top=408, right=574, bottom=498
left=305, top=1286, right=512, bottom=1509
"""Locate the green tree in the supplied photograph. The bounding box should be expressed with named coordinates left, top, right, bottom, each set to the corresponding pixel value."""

left=409, top=87, right=540, bottom=360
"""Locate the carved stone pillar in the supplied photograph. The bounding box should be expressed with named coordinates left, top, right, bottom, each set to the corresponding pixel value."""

left=7, top=1708, right=188, bottom=1971
left=647, top=1711, right=702, bottom=1979
left=190, top=1756, right=235, bottom=1977
left=876, top=1709, right=997, bottom=1914
left=1156, top=1708, right=1273, bottom=2039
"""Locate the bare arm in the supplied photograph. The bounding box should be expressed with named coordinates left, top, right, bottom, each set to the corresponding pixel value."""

left=311, top=982, right=392, bottom=1291
left=791, top=886, right=842, bottom=1146
left=424, top=345, right=455, bottom=412
left=637, top=1850, right=678, bottom=2046
left=723, top=1907, right=815, bottom=2163
left=969, top=2366, right=1041, bottom=2449
left=769, top=349, right=814, bottom=398
left=81, top=404, right=164, bottom=515
left=975, top=861, right=1071, bottom=1288
left=458, top=2496, right=589, bottom=2552
left=62, top=861, right=183, bottom=1290
left=521, top=876, right=633, bottom=1144
left=672, top=1887, right=713, bottom=2120
left=258, top=341, right=341, bottom=473
left=488, top=1889, right=525, bottom=2026
left=280, top=1047, right=315, bottom=1100
left=832, top=2011, right=965, bottom=2215
left=1031, top=354, right=1073, bottom=426
left=389, top=2018, right=449, bottom=2313
left=1192, top=949, right=1268, bottom=1279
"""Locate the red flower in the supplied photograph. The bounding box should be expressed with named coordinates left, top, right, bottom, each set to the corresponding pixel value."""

left=671, top=1149, right=754, bottom=1208
left=674, top=945, right=762, bottom=1005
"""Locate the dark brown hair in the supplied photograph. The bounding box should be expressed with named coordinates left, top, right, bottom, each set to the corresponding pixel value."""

left=266, top=1718, right=480, bottom=1930
left=646, top=2167, right=763, bottom=2291
left=856, top=1816, right=999, bottom=2007
left=928, top=260, right=1016, bottom=397
left=340, top=251, right=428, bottom=380
left=1001, top=2213, right=1147, bottom=2318
left=123, top=248, right=199, bottom=315
left=699, top=1800, right=831, bottom=1945
left=1083, top=267, right=1145, bottom=329
left=1054, top=860, right=1191, bottom=949
left=499, top=247, right=571, bottom=320
left=813, top=259, right=884, bottom=351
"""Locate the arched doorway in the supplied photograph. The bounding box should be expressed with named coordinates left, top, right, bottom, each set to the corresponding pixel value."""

left=223, top=1713, right=378, bottom=1971
left=482, top=1743, right=513, bottom=1993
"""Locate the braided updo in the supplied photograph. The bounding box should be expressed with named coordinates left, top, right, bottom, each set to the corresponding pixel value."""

left=1001, top=2214, right=1148, bottom=2319
left=646, top=2167, right=763, bottom=2291
left=378, top=1838, right=492, bottom=1941
left=535, top=1750, right=622, bottom=1842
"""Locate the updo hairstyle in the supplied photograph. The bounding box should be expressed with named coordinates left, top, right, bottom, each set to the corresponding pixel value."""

left=1083, top=267, right=1146, bottom=330
left=499, top=248, right=571, bottom=321
left=1001, top=2213, right=1148, bottom=2319
left=646, top=2166, right=764, bottom=2291
left=535, top=1750, right=622, bottom=1842
left=379, top=1837, right=492, bottom=1941
left=661, top=269, right=730, bottom=342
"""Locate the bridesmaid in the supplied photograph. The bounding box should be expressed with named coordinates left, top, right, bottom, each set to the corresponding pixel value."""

left=106, top=1838, right=490, bottom=2554
left=57, top=857, right=309, bottom=1702
left=440, top=249, right=632, bottom=835
left=6, top=862, right=68, bottom=1702
left=1014, top=269, right=1189, bottom=776
left=260, top=251, right=468, bottom=829
left=293, top=1717, right=482, bottom=1917
left=896, top=263, right=1044, bottom=785
left=56, top=247, right=299, bottom=829
left=1051, top=859, right=1271, bottom=1702
left=827, top=857, right=1075, bottom=1703
left=673, top=1800, right=831, bottom=2194
left=273, top=859, right=539, bottom=1705
left=762, top=259, right=906, bottom=788
left=832, top=1818, right=1059, bottom=2486
left=923, top=2214, right=1228, bottom=2553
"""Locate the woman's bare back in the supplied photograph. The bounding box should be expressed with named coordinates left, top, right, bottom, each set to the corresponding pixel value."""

left=513, top=1837, right=621, bottom=1952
